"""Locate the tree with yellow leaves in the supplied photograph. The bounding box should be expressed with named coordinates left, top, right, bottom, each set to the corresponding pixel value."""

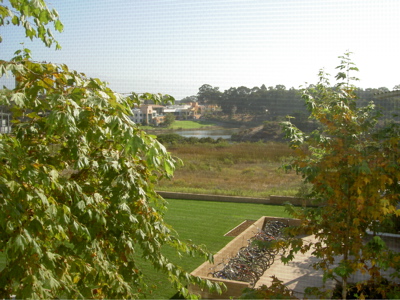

left=281, top=52, right=400, bottom=299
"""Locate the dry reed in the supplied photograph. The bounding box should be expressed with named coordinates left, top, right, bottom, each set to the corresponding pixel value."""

left=157, top=142, right=302, bottom=197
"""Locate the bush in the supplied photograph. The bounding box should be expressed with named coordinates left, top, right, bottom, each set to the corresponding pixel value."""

left=156, top=133, right=184, bottom=145
left=332, top=278, right=400, bottom=299
left=240, top=276, right=298, bottom=299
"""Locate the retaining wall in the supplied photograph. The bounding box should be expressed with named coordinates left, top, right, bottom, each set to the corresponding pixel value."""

left=188, top=216, right=301, bottom=299
left=157, top=191, right=312, bottom=206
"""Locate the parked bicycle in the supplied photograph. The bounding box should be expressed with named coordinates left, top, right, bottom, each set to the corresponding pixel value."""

left=209, top=220, right=288, bottom=286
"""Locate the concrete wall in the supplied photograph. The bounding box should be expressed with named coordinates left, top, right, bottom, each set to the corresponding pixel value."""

left=188, top=216, right=301, bottom=299
left=157, top=191, right=313, bottom=206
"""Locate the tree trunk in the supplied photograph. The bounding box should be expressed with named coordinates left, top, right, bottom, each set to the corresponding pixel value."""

left=342, top=277, right=347, bottom=300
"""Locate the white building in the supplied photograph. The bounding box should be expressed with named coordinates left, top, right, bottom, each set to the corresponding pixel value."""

left=130, top=102, right=203, bottom=126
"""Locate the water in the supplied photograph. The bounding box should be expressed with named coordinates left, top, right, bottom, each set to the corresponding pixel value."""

left=175, top=129, right=239, bottom=140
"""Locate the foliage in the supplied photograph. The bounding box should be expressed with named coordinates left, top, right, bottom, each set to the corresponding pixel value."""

left=332, top=278, right=400, bottom=299
left=192, top=82, right=397, bottom=126
left=0, top=1, right=222, bottom=298
left=280, top=52, right=400, bottom=299
left=197, top=84, right=222, bottom=105
left=157, top=133, right=185, bottom=145
left=0, top=0, right=63, bottom=49
left=161, top=112, right=176, bottom=127
left=0, top=56, right=223, bottom=299
left=180, top=95, right=198, bottom=103
left=239, top=276, right=298, bottom=299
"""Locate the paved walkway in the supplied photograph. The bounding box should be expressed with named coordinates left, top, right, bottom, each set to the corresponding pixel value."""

left=190, top=217, right=400, bottom=299
left=256, top=234, right=400, bottom=299
left=256, top=235, right=333, bottom=298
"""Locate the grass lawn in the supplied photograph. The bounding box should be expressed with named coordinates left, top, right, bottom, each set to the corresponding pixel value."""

left=169, top=120, right=218, bottom=130
left=0, top=199, right=289, bottom=299
left=139, top=199, right=289, bottom=298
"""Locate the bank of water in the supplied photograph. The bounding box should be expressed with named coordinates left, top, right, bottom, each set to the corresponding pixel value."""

left=147, top=128, right=241, bottom=140
left=175, top=128, right=240, bottom=139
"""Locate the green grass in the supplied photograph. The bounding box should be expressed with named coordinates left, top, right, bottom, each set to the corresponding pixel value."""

left=138, top=199, right=289, bottom=298
left=0, top=199, right=289, bottom=299
left=169, top=120, right=217, bottom=129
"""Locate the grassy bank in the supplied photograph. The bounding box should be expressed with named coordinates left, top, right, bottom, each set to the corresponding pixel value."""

left=142, top=120, right=222, bottom=131
left=157, top=141, right=303, bottom=198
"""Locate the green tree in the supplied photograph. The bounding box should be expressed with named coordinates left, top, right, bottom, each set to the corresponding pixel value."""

left=197, top=84, right=221, bottom=105
left=162, top=112, right=176, bottom=127
left=180, top=95, right=198, bottom=103
left=281, top=52, right=400, bottom=299
left=0, top=1, right=220, bottom=299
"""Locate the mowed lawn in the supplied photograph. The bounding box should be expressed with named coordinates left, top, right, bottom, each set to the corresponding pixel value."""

left=139, top=199, right=289, bottom=298
left=0, top=199, right=289, bottom=299
left=142, top=120, right=219, bottom=131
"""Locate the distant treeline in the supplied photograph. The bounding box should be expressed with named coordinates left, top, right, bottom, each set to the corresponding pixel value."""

left=181, top=84, right=398, bottom=120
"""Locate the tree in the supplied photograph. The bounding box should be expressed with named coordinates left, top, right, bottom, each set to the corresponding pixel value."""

left=180, top=95, right=197, bottom=103
left=197, top=84, right=221, bottom=105
left=281, top=52, right=400, bottom=299
left=0, top=2, right=220, bottom=299
left=162, top=113, right=176, bottom=127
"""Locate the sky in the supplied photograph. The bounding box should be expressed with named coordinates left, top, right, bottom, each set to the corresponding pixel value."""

left=1, top=0, right=399, bottom=100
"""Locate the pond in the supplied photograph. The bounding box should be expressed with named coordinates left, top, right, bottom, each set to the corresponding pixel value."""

left=175, top=128, right=240, bottom=139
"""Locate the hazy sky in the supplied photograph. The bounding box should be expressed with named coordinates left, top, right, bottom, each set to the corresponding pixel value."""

left=1, top=0, right=399, bottom=99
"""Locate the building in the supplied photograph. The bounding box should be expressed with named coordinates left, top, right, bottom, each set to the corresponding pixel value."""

left=130, top=102, right=205, bottom=126
left=130, top=105, right=164, bottom=126
left=0, top=109, right=11, bottom=133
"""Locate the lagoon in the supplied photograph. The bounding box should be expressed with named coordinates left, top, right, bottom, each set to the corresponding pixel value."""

left=174, top=128, right=240, bottom=139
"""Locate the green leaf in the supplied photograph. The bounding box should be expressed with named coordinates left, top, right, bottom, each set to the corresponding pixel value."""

left=54, top=19, right=63, bottom=32
left=334, top=261, right=354, bottom=277
left=36, top=190, right=49, bottom=206
left=12, top=15, right=19, bottom=25
left=39, top=10, right=49, bottom=23
left=14, top=234, right=26, bottom=253
left=0, top=6, right=11, bottom=18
